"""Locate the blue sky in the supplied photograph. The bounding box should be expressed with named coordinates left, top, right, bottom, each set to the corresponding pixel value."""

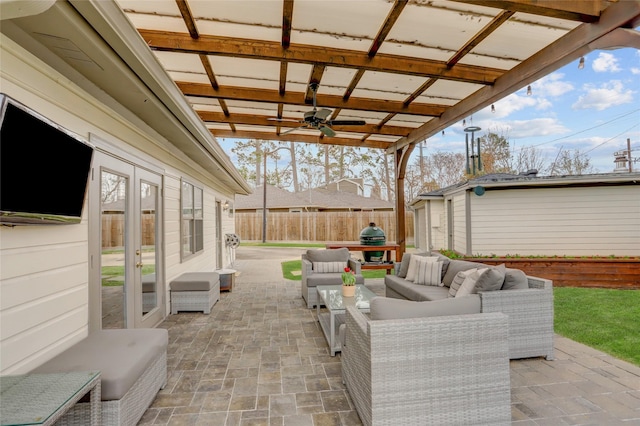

left=427, top=48, right=640, bottom=173
left=218, top=48, right=639, bottom=176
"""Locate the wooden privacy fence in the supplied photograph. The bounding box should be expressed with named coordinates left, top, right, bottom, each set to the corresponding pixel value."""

left=235, top=211, right=414, bottom=243
left=102, top=214, right=156, bottom=248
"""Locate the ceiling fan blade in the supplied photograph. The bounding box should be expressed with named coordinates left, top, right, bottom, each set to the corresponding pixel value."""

left=327, top=120, right=366, bottom=126
left=319, top=125, right=336, bottom=137
left=281, top=125, right=306, bottom=135
left=268, top=117, right=302, bottom=123
left=314, top=108, right=332, bottom=121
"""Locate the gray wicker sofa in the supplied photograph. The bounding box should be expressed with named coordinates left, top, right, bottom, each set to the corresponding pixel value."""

left=384, top=252, right=554, bottom=360
left=32, top=328, right=168, bottom=425
left=343, top=304, right=512, bottom=425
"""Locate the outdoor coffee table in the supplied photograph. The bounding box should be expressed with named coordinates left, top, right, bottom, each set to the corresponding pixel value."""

left=316, top=284, right=377, bottom=356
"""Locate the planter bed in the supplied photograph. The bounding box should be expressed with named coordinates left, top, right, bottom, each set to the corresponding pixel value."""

left=461, top=258, right=640, bottom=289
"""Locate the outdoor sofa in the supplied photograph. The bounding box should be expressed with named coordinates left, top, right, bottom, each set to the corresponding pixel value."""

left=342, top=302, right=511, bottom=425
left=384, top=252, right=555, bottom=360
left=301, top=248, right=364, bottom=308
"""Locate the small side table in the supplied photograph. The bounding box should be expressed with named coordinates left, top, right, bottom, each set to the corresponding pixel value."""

left=0, top=370, right=101, bottom=425
left=217, top=268, right=236, bottom=292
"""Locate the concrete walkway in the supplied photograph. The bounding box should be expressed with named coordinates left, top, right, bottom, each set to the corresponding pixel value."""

left=139, top=246, right=640, bottom=425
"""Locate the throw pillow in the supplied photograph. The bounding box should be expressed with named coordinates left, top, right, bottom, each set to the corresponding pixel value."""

left=502, top=268, right=529, bottom=290
left=473, top=264, right=506, bottom=293
left=397, top=253, right=412, bottom=278
left=414, top=259, right=443, bottom=286
left=456, top=268, right=487, bottom=298
left=370, top=296, right=481, bottom=320
left=313, top=261, right=347, bottom=273
left=405, top=255, right=438, bottom=282
left=448, top=269, right=477, bottom=298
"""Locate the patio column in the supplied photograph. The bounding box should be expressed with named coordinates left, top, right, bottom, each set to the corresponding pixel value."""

left=395, top=143, right=415, bottom=259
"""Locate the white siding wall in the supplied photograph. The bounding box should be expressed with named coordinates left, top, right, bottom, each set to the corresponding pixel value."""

left=0, top=35, right=238, bottom=374
left=451, top=194, right=467, bottom=253
left=470, top=186, right=640, bottom=256
left=427, top=201, right=447, bottom=252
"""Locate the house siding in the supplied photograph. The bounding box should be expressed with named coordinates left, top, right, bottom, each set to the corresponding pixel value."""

left=451, top=194, right=467, bottom=253
left=0, top=35, right=237, bottom=374
left=470, top=186, right=640, bottom=256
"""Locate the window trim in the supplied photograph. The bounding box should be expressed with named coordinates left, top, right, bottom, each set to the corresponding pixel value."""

left=181, top=179, right=204, bottom=261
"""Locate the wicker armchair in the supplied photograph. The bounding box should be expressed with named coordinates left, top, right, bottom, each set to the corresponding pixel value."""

left=342, top=306, right=511, bottom=426
left=301, top=248, right=364, bottom=308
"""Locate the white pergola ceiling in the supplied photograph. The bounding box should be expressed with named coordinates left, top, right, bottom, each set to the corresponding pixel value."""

left=115, top=0, right=640, bottom=151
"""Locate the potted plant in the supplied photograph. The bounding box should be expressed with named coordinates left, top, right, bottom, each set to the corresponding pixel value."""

left=341, top=266, right=356, bottom=297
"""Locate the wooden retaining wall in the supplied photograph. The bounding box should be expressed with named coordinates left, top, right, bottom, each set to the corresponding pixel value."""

left=468, top=258, right=640, bottom=290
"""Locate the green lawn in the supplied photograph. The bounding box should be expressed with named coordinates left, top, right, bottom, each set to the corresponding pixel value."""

left=282, top=258, right=639, bottom=366
left=554, top=287, right=639, bottom=366
left=101, top=265, right=156, bottom=286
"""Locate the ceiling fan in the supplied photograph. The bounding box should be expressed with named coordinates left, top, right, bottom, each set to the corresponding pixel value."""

left=270, top=82, right=366, bottom=137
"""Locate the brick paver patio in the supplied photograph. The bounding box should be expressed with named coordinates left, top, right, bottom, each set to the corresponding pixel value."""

left=138, top=248, right=640, bottom=425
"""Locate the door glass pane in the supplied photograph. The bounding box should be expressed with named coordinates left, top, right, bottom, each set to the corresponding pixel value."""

left=141, top=182, right=157, bottom=314
left=101, top=171, right=127, bottom=329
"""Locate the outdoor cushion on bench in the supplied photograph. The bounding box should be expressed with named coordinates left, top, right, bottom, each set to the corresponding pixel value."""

left=170, top=272, right=220, bottom=314
left=32, top=328, right=168, bottom=425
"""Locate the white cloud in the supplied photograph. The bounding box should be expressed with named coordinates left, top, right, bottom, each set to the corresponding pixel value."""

left=489, top=93, right=537, bottom=118
left=631, top=68, right=640, bottom=75
left=483, top=118, right=568, bottom=139
left=572, top=80, right=634, bottom=111
left=533, top=73, right=574, bottom=97
left=592, top=52, right=621, bottom=73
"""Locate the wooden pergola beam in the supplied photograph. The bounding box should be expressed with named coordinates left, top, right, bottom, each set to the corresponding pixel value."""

left=450, top=0, right=604, bottom=22
left=179, top=82, right=448, bottom=116
left=139, top=30, right=504, bottom=85
left=210, top=129, right=392, bottom=149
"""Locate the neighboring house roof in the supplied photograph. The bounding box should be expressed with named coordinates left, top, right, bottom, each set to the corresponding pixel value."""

left=235, top=184, right=394, bottom=211
left=412, top=172, right=640, bottom=205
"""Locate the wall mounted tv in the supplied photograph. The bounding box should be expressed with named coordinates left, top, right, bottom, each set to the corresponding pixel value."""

left=0, top=94, right=94, bottom=225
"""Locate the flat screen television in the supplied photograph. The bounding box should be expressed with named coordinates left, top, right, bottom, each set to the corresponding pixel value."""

left=0, top=94, right=94, bottom=225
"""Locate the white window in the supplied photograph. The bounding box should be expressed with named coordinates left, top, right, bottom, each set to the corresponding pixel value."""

left=182, top=180, right=203, bottom=259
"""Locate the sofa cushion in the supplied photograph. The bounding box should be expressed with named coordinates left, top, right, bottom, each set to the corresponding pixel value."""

left=502, top=268, right=529, bottom=290
left=397, top=252, right=430, bottom=278
left=385, top=275, right=449, bottom=301
left=32, top=329, right=168, bottom=401
left=414, top=258, right=443, bottom=286
left=442, top=259, right=489, bottom=287
left=370, top=296, right=481, bottom=320
left=306, top=248, right=350, bottom=263
left=313, top=261, right=347, bottom=273
left=406, top=255, right=438, bottom=282
left=458, top=268, right=488, bottom=297
left=430, top=252, right=452, bottom=280
left=448, top=269, right=477, bottom=298
left=306, top=273, right=364, bottom=287
left=473, top=264, right=506, bottom=293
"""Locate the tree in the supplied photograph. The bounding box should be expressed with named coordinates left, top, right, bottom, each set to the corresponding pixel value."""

left=512, top=145, right=549, bottom=175
left=550, top=148, right=596, bottom=175
left=423, top=151, right=466, bottom=189
left=477, top=130, right=512, bottom=174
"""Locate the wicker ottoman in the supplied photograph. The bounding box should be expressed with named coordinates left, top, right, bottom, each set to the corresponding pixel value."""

left=170, top=272, right=220, bottom=314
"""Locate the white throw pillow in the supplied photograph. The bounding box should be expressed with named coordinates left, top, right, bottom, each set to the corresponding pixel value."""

left=414, top=259, right=443, bottom=286
left=448, top=269, right=477, bottom=298
left=405, top=255, right=438, bottom=282
left=456, top=268, right=488, bottom=298
left=314, top=261, right=347, bottom=273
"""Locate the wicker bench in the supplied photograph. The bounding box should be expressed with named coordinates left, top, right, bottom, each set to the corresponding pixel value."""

left=170, top=272, right=220, bottom=314
left=31, top=328, right=168, bottom=426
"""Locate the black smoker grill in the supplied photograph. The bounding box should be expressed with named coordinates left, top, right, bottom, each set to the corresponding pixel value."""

left=359, top=222, right=386, bottom=262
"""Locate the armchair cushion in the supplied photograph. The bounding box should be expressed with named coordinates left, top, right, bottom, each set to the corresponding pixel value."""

left=313, top=261, right=347, bottom=273
left=306, top=247, right=349, bottom=263
left=370, top=295, right=480, bottom=320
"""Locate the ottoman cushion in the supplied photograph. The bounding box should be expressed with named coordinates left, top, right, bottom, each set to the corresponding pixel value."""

left=170, top=272, right=219, bottom=291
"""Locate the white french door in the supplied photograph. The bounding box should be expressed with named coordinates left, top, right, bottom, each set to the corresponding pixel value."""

left=89, top=151, right=164, bottom=330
